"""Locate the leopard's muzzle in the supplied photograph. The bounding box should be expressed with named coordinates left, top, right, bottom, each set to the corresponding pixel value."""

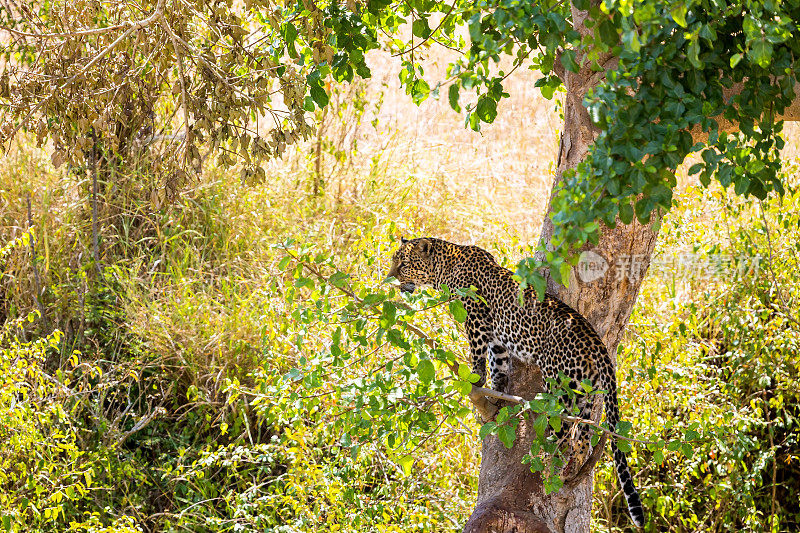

left=400, top=282, right=416, bottom=293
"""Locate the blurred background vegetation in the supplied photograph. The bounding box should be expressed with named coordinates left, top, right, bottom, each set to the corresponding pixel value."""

left=1, top=46, right=799, bottom=532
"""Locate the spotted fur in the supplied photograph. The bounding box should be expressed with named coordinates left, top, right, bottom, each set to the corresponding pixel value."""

left=388, top=237, right=645, bottom=528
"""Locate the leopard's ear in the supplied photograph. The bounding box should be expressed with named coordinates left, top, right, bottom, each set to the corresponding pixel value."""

left=400, top=236, right=408, bottom=244
left=416, top=238, right=432, bottom=258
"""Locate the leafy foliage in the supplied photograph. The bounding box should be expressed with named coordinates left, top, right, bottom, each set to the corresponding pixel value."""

left=538, top=0, right=800, bottom=268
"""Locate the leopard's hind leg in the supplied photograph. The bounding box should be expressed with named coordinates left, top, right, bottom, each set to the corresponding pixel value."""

left=487, top=342, right=511, bottom=392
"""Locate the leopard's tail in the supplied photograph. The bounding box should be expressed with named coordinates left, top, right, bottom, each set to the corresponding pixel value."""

left=599, top=356, right=645, bottom=528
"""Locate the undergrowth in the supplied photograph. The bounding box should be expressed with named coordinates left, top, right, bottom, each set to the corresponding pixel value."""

left=1, top=131, right=799, bottom=532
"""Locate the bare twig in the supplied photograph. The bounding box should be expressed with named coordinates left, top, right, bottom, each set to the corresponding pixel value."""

left=159, top=24, right=239, bottom=96
left=391, top=0, right=459, bottom=57
left=116, top=407, right=166, bottom=447
left=758, top=200, right=800, bottom=326
left=0, top=20, right=138, bottom=39
left=26, top=193, right=49, bottom=331
left=91, top=133, right=101, bottom=275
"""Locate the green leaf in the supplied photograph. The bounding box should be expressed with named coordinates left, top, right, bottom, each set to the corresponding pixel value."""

left=412, top=18, right=431, bottom=38
left=688, top=163, right=704, bottom=175
left=411, top=78, right=430, bottom=105
left=748, top=40, right=773, bottom=68
left=616, top=420, right=632, bottom=436
left=543, top=475, right=564, bottom=494
left=654, top=450, right=664, bottom=465
left=476, top=95, right=498, bottom=123
left=282, top=23, right=298, bottom=57
left=622, top=30, right=641, bottom=53
left=469, top=111, right=481, bottom=131
left=309, top=83, right=329, bottom=108
left=616, top=438, right=632, bottom=453
left=448, top=83, right=461, bottom=112
left=548, top=416, right=562, bottom=433
left=277, top=256, right=292, bottom=270
left=397, top=455, right=414, bottom=475
left=329, top=271, right=350, bottom=288
left=479, top=421, right=497, bottom=439
left=449, top=300, right=468, bottom=323
left=558, top=262, right=571, bottom=288
left=380, top=301, right=397, bottom=328
left=498, top=425, right=516, bottom=448
left=454, top=380, right=472, bottom=395
left=417, top=359, right=435, bottom=384
left=687, top=39, right=703, bottom=69
left=681, top=442, right=694, bottom=458
left=597, top=18, right=618, bottom=47
left=619, top=201, right=634, bottom=225
left=533, top=414, right=548, bottom=439
left=671, top=3, right=688, bottom=27
left=529, top=455, right=545, bottom=471
left=496, top=406, right=509, bottom=423
left=560, top=49, right=579, bottom=73
left=730, top=53, right=743, bottom=68
left=531, top=272, right=547, bottom=301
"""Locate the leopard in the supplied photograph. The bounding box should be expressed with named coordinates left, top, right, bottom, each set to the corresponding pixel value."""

left=388, top=237, right=645, bottom=528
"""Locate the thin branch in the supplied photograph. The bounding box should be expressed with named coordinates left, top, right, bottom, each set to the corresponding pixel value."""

left=116, top=407, right=166, bottom=447
left=161, top=26, right=240, bottom=97
left=0, top=20, right=136, bottom=39
left=391, top=0, right=459, bottom=57
left=469, top=385, right=525, bottom=404
left=559, top=413, right=655, bottom=445
left=758, top=200, right=800, bottom=326
left=26, top=193, right=49, bottom=331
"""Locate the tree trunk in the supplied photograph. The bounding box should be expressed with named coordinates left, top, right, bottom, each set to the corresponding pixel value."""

left=463, top=36, right=658, bottom=531
left=463, top=14, right=800, bottom=530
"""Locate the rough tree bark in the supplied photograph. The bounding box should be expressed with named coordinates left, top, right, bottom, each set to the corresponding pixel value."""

left=463, top=4, right=800, bottom=533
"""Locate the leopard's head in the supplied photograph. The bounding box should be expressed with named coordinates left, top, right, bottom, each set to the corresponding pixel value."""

left=387, top=238, right=436, bottom=293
